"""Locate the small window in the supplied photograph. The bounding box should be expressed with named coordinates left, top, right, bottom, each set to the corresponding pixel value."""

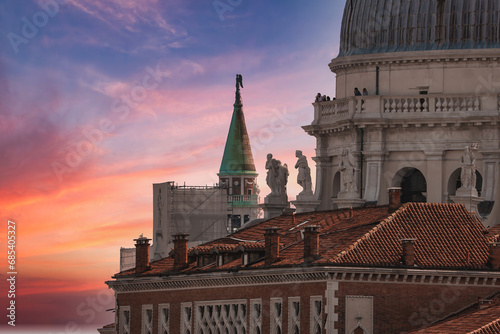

left=120, top=306, right=131, bottom=334
left=142, top=305, right=153, bottom=334
left=181, top=303, right=192, bottom=334
left=310, top=296, right=322, bottom=334
left=270, top=298, right=282, bottom=334
left=159, top=304, right=170, bottom=334
left=250, top=299, right=262, bottom=334
left=288, top=297, right=300, bottom=334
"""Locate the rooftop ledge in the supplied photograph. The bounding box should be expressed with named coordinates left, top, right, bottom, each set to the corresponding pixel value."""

left=306, top=93, right=500, bottom=129
left=329, top=48, right=500, bottom=70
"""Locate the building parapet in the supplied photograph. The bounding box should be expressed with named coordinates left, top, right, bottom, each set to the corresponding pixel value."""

left=107, top=266, right=500, bottom=294
left=311, top=93, right=500, bottom=127
left=228, top=194, right=259, bottom=206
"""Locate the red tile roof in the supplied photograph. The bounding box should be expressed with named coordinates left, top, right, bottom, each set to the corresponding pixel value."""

left=114, top=203, right=492, bottom=278
left=487, top=224, right=500, bottom=242
left=410, top=295, right=500, bottom=334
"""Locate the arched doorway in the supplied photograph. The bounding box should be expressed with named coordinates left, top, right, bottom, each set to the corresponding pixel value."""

left=392, top=168, right=427, bottom=203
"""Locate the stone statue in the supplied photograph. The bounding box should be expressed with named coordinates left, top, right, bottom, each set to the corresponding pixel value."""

left=339, top=148, right=357, bottom=193
left=265, top=153, right=288, bottom=201
left=236, top=74, right=243, bottom=90
left=295, top=150, right=313, bottom=197
left=266, top=153, right=280, bottom=196
left=277, top=160, right=288, bottom=200
left=460, top=145, right=477, bottom=191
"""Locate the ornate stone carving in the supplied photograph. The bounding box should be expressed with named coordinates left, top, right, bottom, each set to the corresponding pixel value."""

left=265, top=153, right=288, bottom=202
left=339, top=148, right=358, bottom=194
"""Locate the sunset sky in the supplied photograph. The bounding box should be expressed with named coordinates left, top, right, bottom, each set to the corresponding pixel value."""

left=1, top=1, right=344, bottom=332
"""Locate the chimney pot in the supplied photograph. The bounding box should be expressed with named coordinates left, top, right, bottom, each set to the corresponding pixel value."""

left=173, top=233, right=189, bottom=270
left=488, top=242, right=500, bottom=269
left=264, top=227, right=280, bottom=265
left=478, top=298, right=493, bottom=309
left=304, top=225, right=320, bottom=262
left=134, top=235, right=151, bottom=274
left=401, top=238, right=416, bottom=266
left=388, top=187, right=402, bottom=212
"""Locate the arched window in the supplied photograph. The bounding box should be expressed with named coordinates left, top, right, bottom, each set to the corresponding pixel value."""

left=353, top=326, right=365, bottom=334
left=447, top=168, right=482, bottom=197
left=392, top=168, right=427, bottom=203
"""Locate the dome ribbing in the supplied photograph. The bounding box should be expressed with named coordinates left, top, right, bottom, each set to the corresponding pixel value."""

left=339, top=0, right=500, bottom=57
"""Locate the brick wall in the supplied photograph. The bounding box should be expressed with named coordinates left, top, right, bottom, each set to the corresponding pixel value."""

left=336, top=281, right=499, bottom=334
left=117, top=281, right=326, bottom=333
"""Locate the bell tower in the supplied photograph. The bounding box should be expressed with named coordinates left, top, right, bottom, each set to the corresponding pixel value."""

left=218, top=74, right=260, bottom=231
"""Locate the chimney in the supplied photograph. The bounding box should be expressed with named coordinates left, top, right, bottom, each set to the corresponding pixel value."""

left=388, top=187, right=402, bottom=212
left=488, top=242, right=500, bottom=270
left=401, top=238, right=416, bottom=266
left=173, top=233, right=189, bottom=270
left=265, top=227, right=280, bottom=265
left=304, top=225, right=320, bottom=262
left=478, top=298, right=494, bottom=310
left=134, top=234, right=151, bottom=274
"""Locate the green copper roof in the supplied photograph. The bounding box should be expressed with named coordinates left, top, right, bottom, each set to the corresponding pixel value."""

left=219, top=75, right=257, bottom=176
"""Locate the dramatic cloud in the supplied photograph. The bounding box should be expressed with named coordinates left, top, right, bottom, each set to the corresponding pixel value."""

left=1, top=0, right=344, bottom=330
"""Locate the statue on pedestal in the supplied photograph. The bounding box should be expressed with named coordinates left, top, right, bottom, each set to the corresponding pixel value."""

left=265, top=153, right=288, bottom=202
left=459, top=144, right=477, bottom=192
left=295, top=150, right=313, bottom=198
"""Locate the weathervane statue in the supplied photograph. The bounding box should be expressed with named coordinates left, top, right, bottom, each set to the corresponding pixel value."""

left=236, top=74, right=243, bottom=90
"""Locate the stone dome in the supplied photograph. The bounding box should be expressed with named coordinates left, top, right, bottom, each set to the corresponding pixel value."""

left=338, top=0, right=500, bottom=57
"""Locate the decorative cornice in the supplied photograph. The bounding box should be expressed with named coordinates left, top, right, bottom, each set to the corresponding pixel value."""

left=107, top=266, right=500, bottom=294
left=330, top=49, right=500, bottom=73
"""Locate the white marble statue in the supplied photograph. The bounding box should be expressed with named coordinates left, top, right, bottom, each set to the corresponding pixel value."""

left=339, top=148, right=357, bottom=193
left=295, top=150, right=313, bottom=197
left=265, top=153, right=288, bottom=201
left=460, top=145, right=477, bottom=191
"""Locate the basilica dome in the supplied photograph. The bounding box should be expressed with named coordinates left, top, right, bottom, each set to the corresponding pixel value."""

left=339, top=0, right=500, bottom=57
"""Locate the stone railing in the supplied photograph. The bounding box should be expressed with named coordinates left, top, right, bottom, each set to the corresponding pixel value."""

left=228, top=195, right=258, bottom=205
left=313, top=93, right=499, bottom=125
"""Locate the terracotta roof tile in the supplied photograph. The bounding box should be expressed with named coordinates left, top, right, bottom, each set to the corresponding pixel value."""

left=411, top=295, right=500, bottom=334
left=114, top=203, right=493, bottom=278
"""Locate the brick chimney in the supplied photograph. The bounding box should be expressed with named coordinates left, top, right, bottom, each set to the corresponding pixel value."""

left=134, top=234, right=151, bottom=274
left=304, top=225, right=320, bottom=262
left=388, top=187, right=402, bottom=213
left=488, top=242, right=500, bottom=270
left=401, top=238, right=416, bottom=266
left=265, top=227, right=280, bottom=265
left=478, top=298, right=494, bottom=309
left=173, top=233, right=189, bottom=270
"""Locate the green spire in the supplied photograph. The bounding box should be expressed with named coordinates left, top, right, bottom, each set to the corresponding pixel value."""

left=219, top=74, right=257, bottom=175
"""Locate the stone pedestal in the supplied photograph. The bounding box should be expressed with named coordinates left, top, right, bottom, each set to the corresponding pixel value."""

left=291, top=195, right=321, bottom=213
left=455, top=187, right=478, bottom=198
left=332, top=191, right=365, bottom=209
left=450, top=194, right=483, bottom=214
left=260, top=196, right=289, bottom=219
left=332, top=198, right=366, bottom=209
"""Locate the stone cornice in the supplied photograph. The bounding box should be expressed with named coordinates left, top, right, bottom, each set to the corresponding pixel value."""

left=304, top=119, right=500, bottom=136
left=107, top=266, right=500, bottom=294
left=330, top=49, right=500, bottom=73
